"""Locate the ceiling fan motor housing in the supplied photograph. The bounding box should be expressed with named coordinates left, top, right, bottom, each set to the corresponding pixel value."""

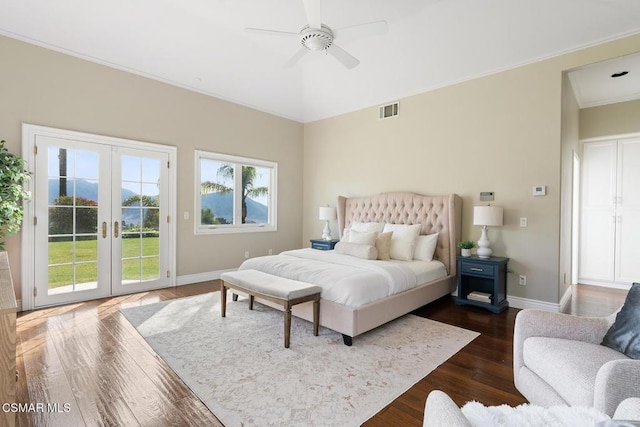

left=301, top=25, right=333, bottom=51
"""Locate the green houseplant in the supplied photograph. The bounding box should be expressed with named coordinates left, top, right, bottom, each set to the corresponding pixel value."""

left=457, top=240, right=475, bottom=257
left=0, top=140, right=31, bottom=250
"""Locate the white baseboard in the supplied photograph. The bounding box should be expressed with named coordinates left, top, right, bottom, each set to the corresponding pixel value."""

left=559, top=286, right=573, bottom=313
left=507, top=295, right=560, bottom=312
left=176, top=269, right=236, bottom=287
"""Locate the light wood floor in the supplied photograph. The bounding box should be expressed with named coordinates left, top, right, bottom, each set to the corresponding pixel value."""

left=15, top=282, right=626, bottom=426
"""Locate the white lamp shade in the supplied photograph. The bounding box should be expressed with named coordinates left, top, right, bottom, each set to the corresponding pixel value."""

left=473, top=206, right=503, bottom=227
left=319, top=206, right=337, bottom=221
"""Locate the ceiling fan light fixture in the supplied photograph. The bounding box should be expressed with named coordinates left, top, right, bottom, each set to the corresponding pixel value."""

left=301, top=25, right=333, bottom=51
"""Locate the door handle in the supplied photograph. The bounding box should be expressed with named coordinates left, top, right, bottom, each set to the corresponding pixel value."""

left=114, top=221, right=119, bottom=238
left=102, top=222, right=107, bottom=239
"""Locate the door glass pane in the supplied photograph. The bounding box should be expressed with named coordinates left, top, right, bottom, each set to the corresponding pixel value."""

left=200, top=160, right=234, bottom=225
left=120, top=155, right=161, bottom=285
left=47, top=147, right=99, bottom=294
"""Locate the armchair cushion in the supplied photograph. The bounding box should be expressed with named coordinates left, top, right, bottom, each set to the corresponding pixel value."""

left=523, top=337, right=628, bottom=406
left=602, top=283, right=640, bottom=359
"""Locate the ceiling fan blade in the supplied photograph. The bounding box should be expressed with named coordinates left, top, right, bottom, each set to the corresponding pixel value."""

left=302, top=0, right=322, bottom=29
left=334, top=20, right=388, bottom=41
left=284, top=47, right=309, bottom=68
left=245, top=27, right=299, bottom=37
left=327, top=44, right=360, bottom=69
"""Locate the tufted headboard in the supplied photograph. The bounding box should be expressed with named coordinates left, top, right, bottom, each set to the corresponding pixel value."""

left=337, top=192, right=462, bottom=276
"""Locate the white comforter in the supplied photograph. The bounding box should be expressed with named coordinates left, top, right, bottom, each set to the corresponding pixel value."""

left=238, top=248, right=447, bottom=308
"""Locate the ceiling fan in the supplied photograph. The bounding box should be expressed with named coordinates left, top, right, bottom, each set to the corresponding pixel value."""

left=245, top=0, right=387, bottom=69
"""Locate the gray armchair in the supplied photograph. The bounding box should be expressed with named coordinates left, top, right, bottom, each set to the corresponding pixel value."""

left=513, top=309, right=640, bottom=416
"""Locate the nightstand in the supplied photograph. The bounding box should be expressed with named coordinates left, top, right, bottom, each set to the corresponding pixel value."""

left=455, top=255, right=509, bottom=313
left=310, top=239, right=339, bottom=250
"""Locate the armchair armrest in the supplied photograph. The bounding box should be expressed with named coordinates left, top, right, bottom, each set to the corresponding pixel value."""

left=423, top=390, right=471, bottom=427
left=595, top=359, right=640, bottom=416
left=513, top=309, right=613, bottom=379
left=614, top=397, right=640, bottom=421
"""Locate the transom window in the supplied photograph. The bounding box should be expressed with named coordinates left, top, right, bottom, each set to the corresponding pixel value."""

left=195, top=151, right=277, bottom=234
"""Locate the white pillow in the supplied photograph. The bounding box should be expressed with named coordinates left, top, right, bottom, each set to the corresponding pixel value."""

left=347, top=229, right=378, bottom=246
left=334, top=242, right=378, bottom=260
left=382, top=223, right=422, bottom=261
left=413, top=233, right=439, bottom=261
left=342, top=221, right=384, bottom=241
left=351, top=221, right=385, bottom=234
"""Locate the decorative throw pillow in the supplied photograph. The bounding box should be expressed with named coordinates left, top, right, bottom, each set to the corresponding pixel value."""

left=413, top=233, right=439, bottom=261
left=601, top=283, right=640, bottom=359
left=347, top=229, right=378, bottom=246
left=342, top=221, right=384, bottom=241
left=334, top=242, right=378, bottom=260
left=350, top=221, right=385, bottom=234
left=375, top=232, right=393, bottom=261
left=382, top=223, right=422, bottom=261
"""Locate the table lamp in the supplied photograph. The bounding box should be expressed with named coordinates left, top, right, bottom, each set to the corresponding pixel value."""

left=319, top=206, right=336, bottom=241
left=473, top=206, right=503, bottom=258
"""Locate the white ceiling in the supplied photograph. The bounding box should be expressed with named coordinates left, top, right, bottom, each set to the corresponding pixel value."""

left=2, top=0, right=640, bottom=123
left=569, top=52, right=640, bottom=108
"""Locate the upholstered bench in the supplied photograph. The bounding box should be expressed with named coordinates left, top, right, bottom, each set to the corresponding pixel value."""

left=220, top=269, right=321, bottom=348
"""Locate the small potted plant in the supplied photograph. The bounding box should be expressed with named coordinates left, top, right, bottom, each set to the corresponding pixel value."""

left=457, top=240, right=475, bottom=257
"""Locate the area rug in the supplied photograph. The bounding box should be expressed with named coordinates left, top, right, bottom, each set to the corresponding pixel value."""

left=120, top=292, right=479, bottom=427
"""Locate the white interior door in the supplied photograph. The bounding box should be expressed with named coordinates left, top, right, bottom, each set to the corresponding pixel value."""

left=31, top=130, right=174, bottom=308
left=579, top=140, right=617, bottom=282
left=615, top=138, right=640, bottom=284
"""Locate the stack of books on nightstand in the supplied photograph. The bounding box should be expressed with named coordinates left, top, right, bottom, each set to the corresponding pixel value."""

left=467, top=291, right=492, bottom=303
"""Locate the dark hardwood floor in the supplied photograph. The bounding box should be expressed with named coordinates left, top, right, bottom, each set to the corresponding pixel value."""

left=15, top=282, right=625, bottom=426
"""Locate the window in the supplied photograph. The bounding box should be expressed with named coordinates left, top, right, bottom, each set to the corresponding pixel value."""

left=195, top=151, right=277, bottom=234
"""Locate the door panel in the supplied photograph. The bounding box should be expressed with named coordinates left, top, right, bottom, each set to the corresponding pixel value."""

left=35, top=136, right=111, bottom=306
left=112, top=148, right=169, bottom=294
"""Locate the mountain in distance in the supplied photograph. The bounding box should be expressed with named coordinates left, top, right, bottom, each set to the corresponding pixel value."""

left=48, top=179, right=268, bottom=224
left=201, top=192, right=268, bottom=224
left=48, top=179, right=137, bottom=204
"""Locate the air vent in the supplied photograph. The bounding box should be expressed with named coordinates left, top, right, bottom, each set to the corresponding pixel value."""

left=378, top=102, right=399, bottom=120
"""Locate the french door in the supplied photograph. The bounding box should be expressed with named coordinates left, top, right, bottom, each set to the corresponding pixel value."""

left=25, top=126, right=175, bottom=308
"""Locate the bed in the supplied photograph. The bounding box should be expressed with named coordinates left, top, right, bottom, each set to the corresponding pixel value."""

left=238, top=192, right=462, bottom=345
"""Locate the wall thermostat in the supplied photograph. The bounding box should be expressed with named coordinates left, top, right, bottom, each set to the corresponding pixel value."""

left=480, top=192, right=494, bottom=202
left=533, top=185, right=546, bottom=196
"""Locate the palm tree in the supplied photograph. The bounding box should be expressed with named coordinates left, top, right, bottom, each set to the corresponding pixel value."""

left=201, top=165, right=268, bottom=224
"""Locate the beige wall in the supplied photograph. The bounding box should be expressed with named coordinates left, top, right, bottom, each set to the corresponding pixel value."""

left=0, top=35, right=304, bottom=301
left=580, top=99, right=640, bottom=139
left=304, top=33, right=640, bottom=305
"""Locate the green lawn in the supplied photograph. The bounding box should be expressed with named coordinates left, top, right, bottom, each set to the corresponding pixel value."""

left=48, top=237, right=159, bottom=289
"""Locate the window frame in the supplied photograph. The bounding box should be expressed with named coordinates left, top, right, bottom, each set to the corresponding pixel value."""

left=195, top=150, right=277, bottom=234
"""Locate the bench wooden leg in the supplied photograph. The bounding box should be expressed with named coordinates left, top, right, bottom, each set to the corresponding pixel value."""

left=232, top=293, right=238, bottom=302
left=313, top=299, right=319, bottom=336
left=220, top=283, right=227, bottom=317
left=284, top=305, right=292, bottom=349
left=249, top=295, right=254, bottom=310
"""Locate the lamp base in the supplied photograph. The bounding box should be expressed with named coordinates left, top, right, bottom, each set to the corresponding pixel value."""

left=477, top=226, right=492, bottom=259
left=321, top=221, right=332, bottom=241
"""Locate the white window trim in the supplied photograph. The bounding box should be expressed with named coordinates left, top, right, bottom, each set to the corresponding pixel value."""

left=194, top=150, right=277, bottom=234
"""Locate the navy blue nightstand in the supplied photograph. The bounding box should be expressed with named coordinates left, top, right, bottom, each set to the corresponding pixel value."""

left=310, top=239, right=339, bottom=250
left=455, top=255, right=509, bottom=313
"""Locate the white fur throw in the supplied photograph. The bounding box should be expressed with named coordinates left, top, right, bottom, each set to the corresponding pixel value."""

left=461, top=401, right=610, bottom=427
